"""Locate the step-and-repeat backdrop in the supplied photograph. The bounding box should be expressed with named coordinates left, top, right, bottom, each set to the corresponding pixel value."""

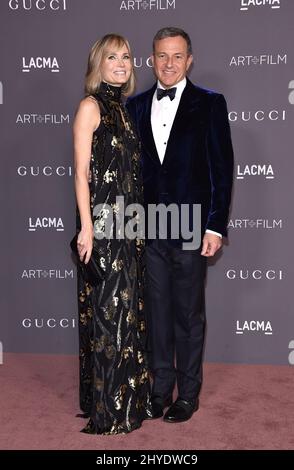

left=0, top=0, right=293, bottom=365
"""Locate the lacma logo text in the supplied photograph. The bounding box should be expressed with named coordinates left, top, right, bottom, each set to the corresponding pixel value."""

left=240, top=0, right=280, bottom=11
left=22, top=57, right=59, bottom=72
left=28, top=217, right=64, bottom=232
left=236, top=164, right=274, bottom=180
left=236, top=320, right=273, bottom=335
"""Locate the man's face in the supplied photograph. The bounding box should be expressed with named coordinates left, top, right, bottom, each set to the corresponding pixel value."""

left=152, top=35, right=193, bottom=88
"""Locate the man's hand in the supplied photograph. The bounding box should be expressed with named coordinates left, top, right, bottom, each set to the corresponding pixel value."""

left=201, top=233, right=222, bottom=257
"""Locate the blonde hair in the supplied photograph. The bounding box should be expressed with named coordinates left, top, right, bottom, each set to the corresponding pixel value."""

left=85, top=34, right=136, bottom=97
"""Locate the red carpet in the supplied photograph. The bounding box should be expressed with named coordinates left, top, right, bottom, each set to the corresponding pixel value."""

left=0, top=353, right=293, bottom=450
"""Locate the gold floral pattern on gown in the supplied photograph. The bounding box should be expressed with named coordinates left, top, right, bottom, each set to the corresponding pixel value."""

left=76, top=82, right=152, bottom=435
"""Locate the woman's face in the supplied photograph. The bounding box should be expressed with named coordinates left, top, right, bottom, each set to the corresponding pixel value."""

left=101, top=44, right=132, bottom=86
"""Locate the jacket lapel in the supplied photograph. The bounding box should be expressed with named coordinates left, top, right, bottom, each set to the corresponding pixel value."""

left=139, top=84, right=161, bottom=165
left=139, top=79, right=201, bottom=166
left=162, top=78, right=200, bottom=167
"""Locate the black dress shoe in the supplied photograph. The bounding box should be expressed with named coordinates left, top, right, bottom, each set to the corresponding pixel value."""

left=163, top=397, right=199, bottom=423
left=150, top=395, right=173, bottom=419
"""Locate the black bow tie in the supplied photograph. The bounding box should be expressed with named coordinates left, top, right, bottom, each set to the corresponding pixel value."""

left=157, top=87, right=176, bottom=101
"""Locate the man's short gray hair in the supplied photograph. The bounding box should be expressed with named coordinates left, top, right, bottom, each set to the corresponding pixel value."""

left=153, top=27, right=193, bottom=55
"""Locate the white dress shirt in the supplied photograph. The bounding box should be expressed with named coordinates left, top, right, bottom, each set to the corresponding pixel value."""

left=151, top=77, right=186, bottom=164
left=151, top=77, right=222, bottom=239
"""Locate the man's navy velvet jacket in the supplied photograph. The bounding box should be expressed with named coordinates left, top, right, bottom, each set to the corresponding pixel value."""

left=126, top=78, right=234, bottom=244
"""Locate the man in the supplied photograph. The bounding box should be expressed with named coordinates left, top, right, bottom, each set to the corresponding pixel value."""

left=127, top=27, right=234, bottom=423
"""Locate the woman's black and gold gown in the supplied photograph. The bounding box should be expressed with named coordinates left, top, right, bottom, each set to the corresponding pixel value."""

left=76, top=82, right=152, bottom=435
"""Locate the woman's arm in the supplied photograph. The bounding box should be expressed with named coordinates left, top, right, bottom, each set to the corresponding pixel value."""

left=73, top=97, right=100, bottom=263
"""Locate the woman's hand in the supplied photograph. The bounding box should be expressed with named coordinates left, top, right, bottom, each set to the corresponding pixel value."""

left=77, top=226, right=94, bottom=264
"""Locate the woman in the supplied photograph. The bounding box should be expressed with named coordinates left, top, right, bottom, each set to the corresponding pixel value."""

left=73, top=34, right=152, bottom=435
